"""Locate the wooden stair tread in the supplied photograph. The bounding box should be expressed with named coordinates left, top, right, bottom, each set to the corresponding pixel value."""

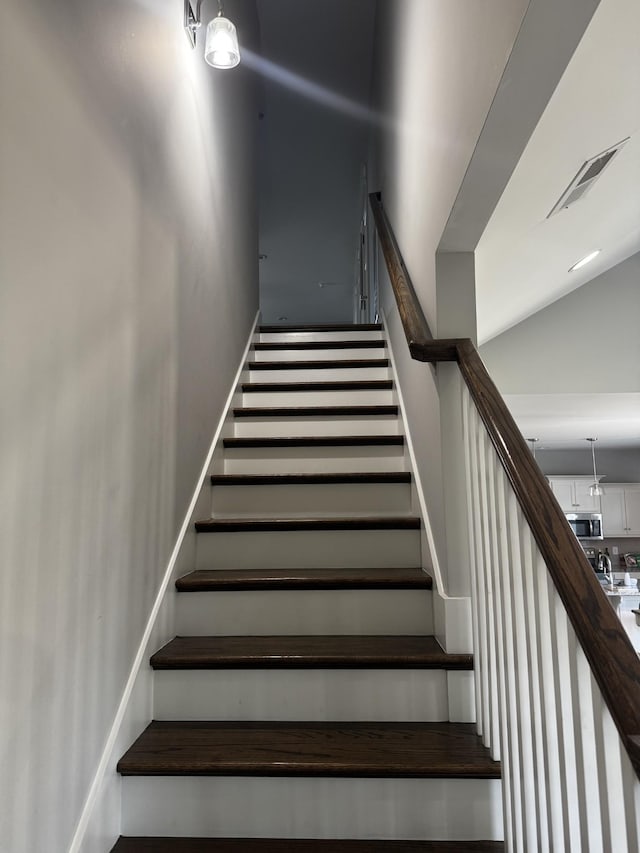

left=175, top=568, right=433, bottom=592
left=117, top=721, right=501, bottom=778
left=210, top=473, right=411, bottom=486
left=252, top=341, right=385, bottom=351
left=233, top=405, right=398, bottom=418
left=195, top=516, right=421, bottom=533
left=112, top=838, right=504, bottom=852
left=259, top=324, right=383, bottom=332
left=248, top=359, right=390, bottom=370
left=242, top=381, right=393, bottom=393
left=223, top=435, right=404, bottom=448
left=151, top=636, right=472, bottom=670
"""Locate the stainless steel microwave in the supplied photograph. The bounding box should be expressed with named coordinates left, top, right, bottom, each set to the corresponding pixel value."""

left=565, top=512, right=603, bottom=540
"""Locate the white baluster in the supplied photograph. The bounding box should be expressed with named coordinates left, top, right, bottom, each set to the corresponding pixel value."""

left=467, top=401, right=491, bottom=742
left=552, top=597, right=587, bottom=851
left=477, top=430, right=500, bottom=756
left=599, top=699, right=633, bottom=852
left=575, top=646, right=605, bottom=852
left=519, top=523, right=551, bottom=849
left=461, top=388, right=484, bottom=737
left=496, top=468, right=524, bottom=850
left=532, top=552, right=567, bottom=849
left=619, top=734, right=640, bottom=850
left=491, top=461, right=520, bottom=849
left=506, top=491, right=540, bottom=850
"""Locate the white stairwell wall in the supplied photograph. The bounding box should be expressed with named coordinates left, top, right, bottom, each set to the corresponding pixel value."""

left=0, top=3, right=260, bottom=850
left=69, top=316, right=261, bottom=853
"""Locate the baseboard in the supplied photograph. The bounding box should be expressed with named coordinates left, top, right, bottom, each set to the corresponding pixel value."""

left=68, top=311, right=260, bottom=853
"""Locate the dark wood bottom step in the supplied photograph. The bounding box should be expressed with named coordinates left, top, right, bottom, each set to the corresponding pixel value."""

left=233, top=405, right=399, bottom=418
left=175, top=567, right=433, bottom=592
left=112, top=839, right=504, bottom=852
left=195, top=517, right=420, bottom=533
left=210, top=473, right=411, bottom=486
left=248, top=359, right=390, bottom=370
left=223, top=435, right=404, bottom=449
left=242, top=381, right=393, bottom=393
left=150, top=636, right=473, bottom=670
left=252, top=341, right=386, bottom=352
left=117, top=722, right=500, bottom=778
left=259, top=324, right=382, bottom=333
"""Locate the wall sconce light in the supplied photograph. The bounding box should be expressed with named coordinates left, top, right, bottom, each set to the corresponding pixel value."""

left=184, top=0, right=241, bottom=69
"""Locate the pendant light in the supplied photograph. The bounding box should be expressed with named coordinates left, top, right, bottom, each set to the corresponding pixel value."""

left=586, top=437, right=604, bottom=497
left=184, top=0, right=241, bottom=69
left=527, top=438, right=539, bottom=460
left=205, top=0, right=241, bottom=69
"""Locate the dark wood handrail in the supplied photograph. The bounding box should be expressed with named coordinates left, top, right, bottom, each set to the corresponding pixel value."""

left=369, top=193, right=434, bottom=359
left=370, top=194, right=640, bottom=777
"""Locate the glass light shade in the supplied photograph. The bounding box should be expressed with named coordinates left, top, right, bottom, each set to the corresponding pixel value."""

left=589, top=482, right=604, bottom=497
left=204, top=16, right=240, bottom=69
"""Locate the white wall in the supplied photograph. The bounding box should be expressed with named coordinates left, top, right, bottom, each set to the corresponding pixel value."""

left=369, top=0, right=528, bottom=581
left=0, top=0, right=259, bottom=850
left=256, top=0, right=376, bottom=324
left=479, top=252, right=640, bottom=394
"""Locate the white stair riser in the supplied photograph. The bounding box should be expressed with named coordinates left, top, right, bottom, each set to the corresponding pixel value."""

left=242, top=390, right=395, bottom=407
left=210, top=482, right=412, bottom=516
left=232, top=416, right=401, bottom=437
left=175, top=589, right=433, bottom=635
left=195, top=528, right=421, bottom=570
left=447, top=671, right=476, bottom=723
left=222, top=445, right=407, bottom=474
left=153, top=669, right=448, bottom=721
left=259, top=330, right=383, bottom=343
left=122, top=777, right=503, bottom=839
left=251, top=347, right=386, bottom=362
left=249, top=367, right=391, bottom=382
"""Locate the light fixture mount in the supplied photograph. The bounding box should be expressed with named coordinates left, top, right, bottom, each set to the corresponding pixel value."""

left=184, top=0, right=203, bottom=48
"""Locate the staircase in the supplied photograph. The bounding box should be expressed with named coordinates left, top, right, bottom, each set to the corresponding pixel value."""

left=112, top=324, right=503, bottom=851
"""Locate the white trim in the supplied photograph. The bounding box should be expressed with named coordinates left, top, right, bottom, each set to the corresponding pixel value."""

left=383, top=312, right=473, bottom=656
left=67, top=311, right=260, bottom=853
left=382, top=310, right=465, bottom=606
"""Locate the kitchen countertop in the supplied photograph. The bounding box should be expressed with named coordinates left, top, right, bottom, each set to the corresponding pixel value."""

left=602, top=585, right=640, bottom=596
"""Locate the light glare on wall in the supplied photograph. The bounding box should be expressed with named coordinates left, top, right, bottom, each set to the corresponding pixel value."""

left=184, top=0, right=241, bottom=69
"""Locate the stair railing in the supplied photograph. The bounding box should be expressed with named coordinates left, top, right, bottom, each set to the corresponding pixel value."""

left=370, top=192, right=640, bottom=851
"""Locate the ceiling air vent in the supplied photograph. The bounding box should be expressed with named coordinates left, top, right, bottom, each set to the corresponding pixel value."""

left=547, top=137, right=629, bottom=218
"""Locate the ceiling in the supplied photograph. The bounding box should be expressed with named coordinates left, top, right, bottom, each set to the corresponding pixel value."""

left=476, top=0, right=640, bottom=451
left=475, top=0, right=640, bottom=345
left=503, top=393, right=640, bottom=450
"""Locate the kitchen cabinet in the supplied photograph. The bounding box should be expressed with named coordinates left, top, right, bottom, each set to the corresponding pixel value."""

left=601, top=485, right=640, bottom=536
left=548, top=477, right=602, bottom=512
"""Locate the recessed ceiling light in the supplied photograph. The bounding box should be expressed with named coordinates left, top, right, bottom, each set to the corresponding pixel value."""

left=569, top=250, right=600, bottom=272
